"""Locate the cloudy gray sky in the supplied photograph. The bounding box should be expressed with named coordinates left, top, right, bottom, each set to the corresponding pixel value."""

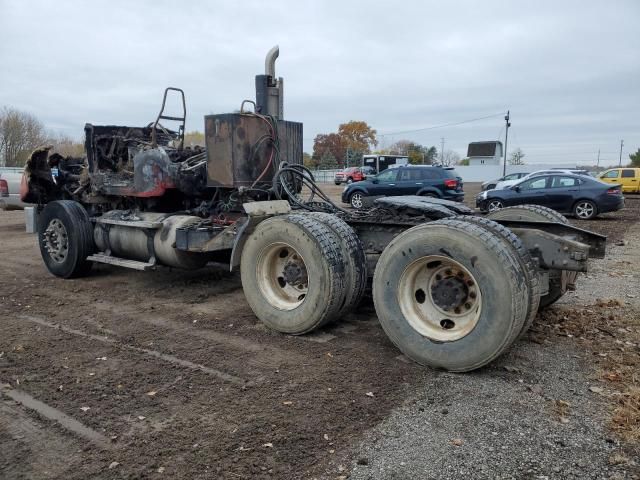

left=1, top=0, right=638, bottom=165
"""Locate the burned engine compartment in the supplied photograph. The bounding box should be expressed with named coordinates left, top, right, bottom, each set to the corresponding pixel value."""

left=23, top=110, right=302, bottom=222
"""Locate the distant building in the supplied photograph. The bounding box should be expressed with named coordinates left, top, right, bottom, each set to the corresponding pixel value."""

left=467, top=141, right=503, bottom=166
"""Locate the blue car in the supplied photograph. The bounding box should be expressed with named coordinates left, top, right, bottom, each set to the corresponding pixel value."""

left=476, top=173, right=624, bottom=219
left=342, top=165, right=464, bottom=209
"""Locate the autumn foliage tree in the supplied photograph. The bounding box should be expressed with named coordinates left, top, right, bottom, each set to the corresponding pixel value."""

left=312, top=121, right=377, bottom=168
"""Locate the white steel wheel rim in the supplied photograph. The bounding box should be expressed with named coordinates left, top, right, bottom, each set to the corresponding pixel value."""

left=488, top=200, right=503, bottom=212
left=351, top=193, right=363, bottom=208
left=576, top=202, right=594, bottom=218
left=256, top=242, right=309, bottom=311
left=398, top=255, right=482, bottom=341
left=43, top=218, right=69, bottom=263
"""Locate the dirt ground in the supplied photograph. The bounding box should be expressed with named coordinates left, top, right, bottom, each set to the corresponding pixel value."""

left=1, top=185, right=639, bottom=479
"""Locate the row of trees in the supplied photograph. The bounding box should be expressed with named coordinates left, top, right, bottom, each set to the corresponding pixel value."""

left=0, top=106, right=85, bottom=166
left=309, top=121, right=378, bottom=169
left=309, top=120, right=449, bottom=168
left=4, top=106, right=639, bottom=170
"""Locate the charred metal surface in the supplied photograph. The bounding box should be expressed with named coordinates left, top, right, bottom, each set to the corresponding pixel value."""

left=175, top=223, right=236, bottom=253
left=22, top=146, right=86, bottom=204
left=205, top=114, right=302, bottom=188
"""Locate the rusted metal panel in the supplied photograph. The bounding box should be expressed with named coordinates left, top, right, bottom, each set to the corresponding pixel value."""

left=205, top=113, right=302, bottom=188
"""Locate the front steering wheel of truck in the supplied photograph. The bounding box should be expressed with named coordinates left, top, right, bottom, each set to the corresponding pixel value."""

left=38, top=200, right=95, bottom=278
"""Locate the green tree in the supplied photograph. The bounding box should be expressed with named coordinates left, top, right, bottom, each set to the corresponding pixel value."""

left=312, top=133, right=346, bottom=166
left=629, top=148, right=640, bottom=167
left=457, top=157, right=470, bottom=166
left=318, top=152, right=339, bottom=169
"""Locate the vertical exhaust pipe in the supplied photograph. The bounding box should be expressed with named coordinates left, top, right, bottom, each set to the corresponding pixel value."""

left=265, top=45, right=279, bottom=78
left=255, top=45, right=284, bottom=119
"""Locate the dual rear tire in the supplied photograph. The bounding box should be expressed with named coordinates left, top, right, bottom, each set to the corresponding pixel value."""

left=241, top=205, right=573, bottom=371
left=240, top=213, right=366, bottom=335
left=486, top=205, right=576, bottom=310
left=372, top=218, right=530, bottom=372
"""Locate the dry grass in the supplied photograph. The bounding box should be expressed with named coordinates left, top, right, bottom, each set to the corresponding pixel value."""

left=536, top=298, right=640, bottom=452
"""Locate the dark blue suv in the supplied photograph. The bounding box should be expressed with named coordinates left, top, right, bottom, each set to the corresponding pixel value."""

left=341, top=165, right=464, bottom=209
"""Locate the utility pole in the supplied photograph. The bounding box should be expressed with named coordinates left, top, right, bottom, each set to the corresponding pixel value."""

left=619, top=140, right=624, bottom=166
left=440, top=137, right=445, bottom=164
left=597, top=149, right=600, bottom=167
left=502, top=110, right=511, bottom=176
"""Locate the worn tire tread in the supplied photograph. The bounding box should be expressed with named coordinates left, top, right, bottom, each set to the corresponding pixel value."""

left=304, top=212, right=367, bottom=314
left=373, top=218, right=528, bottom=372
left=455, top=216, right=540, bottom=338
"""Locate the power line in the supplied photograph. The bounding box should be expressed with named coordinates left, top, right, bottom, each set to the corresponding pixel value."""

left=377, top=112, right=507, bottom=137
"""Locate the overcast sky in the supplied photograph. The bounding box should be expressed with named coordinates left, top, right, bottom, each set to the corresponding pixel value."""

left=1, top=0, right=638, bottom=165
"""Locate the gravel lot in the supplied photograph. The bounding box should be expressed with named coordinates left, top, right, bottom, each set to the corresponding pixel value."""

left=1, top=186, right=638, bottom=479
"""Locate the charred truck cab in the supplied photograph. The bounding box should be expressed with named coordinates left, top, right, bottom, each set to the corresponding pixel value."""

left=22, top=47, right=606, bottom=372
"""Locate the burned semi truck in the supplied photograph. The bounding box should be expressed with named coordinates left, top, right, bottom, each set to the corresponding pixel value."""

left=21, top=46, right=606, bottom=372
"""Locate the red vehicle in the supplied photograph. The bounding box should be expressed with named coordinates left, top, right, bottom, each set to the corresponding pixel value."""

left=334, top=166, right=369, bottom=185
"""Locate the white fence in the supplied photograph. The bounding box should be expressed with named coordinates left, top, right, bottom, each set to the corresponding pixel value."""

left=309, top=164, right=580, bottom=184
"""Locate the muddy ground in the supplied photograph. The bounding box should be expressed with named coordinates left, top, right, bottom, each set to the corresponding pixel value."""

left=1, top=184, right=638, bottom=479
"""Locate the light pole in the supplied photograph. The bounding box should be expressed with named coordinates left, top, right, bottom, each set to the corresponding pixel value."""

left=502, top=110, right=511, bottom=176
left=619, top=140, right=624, bottom=166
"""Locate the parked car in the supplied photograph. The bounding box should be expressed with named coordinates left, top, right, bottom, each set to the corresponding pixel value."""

left=495, top=169, right=590, bottom=190
left=481, top=172, right=528, bottom=191
left=0, top=168, right=30, bottom=210
left=334, top=166, right=373, bottom=185
left=476, top=173, right=624, bottom=219
left=342, top=165, right=464, bottom=209
left=598, top=168, right=640, bottom=193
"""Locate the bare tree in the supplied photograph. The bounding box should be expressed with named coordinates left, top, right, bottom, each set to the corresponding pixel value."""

left=509, top=148, right=526, bottom=165
left=0, top=107, right=47, bottom=167
left=440, top=149, right=460, bottom=166
left=48, top=133, right=85, bottom=158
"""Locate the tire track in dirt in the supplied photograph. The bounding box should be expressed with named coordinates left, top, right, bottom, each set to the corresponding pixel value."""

left=1, top=210, right=425, bottom=479
left=1, top=385, right=112, bottom=449
left=0, top=401, right=86, bottom=478
left=17, top=314, right=250, bottom=386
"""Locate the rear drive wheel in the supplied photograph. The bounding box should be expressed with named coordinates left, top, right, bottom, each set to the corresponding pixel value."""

left=349, top=191, right=364, bottom=209
left=486, top=204, right=568, bottom=224
left=573, top=200, right=597, bottom=220
left=38, top=200, right=95, bottom=278
left=420, top=192, right=439, bottom=198
left=487, top=204, right=574, bottom=311
left=240, top=214, right=346, bottom=334
left=372, top=219, right=528, bottom=372
left=456, top=216, right=540, bottom=338
left=306, top=212, right=367, bottom=314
